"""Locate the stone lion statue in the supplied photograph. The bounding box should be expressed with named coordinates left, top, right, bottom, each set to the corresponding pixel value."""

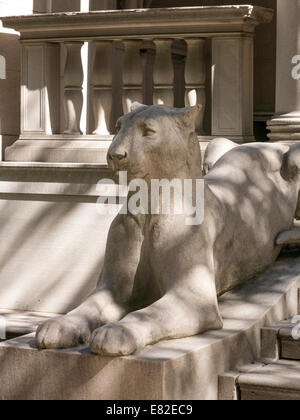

left=36, top=104, right=300, bottom=356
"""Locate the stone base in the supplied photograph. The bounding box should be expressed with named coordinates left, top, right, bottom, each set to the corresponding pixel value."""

left=5, top=135, right=253, bottom=164
left=267, top=113, right=300, bottom=141
left=0, top=254, right=299, bottom=400
left=238, top=360, right=300, bottom=400
left=0, top=135, right=18, bottom=161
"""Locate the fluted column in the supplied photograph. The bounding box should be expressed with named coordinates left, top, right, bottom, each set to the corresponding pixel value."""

left=185, top=38, right=206, bottom=134
left=153, top=39, right=174, bottom=106
left=122, top=40, right=143, bottom=114
left=267, top=0, right=300, bottom=142
left=63, top=42, right=84, bottom=135
left=91, top=41, right=114, bottom=135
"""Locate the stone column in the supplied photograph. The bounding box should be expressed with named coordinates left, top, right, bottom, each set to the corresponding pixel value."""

left=21, top=43, right=60, bottom=136
left=0, top=24, right=20, bottom=160
left=0, top=0, right=35, bottom=160
left=211, top=36, right=254, bottom=143
left=267, top=0, right=300, bottom=142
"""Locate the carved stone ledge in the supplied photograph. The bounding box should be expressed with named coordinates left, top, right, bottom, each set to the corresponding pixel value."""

left=2, top=6, right=275, bottom=41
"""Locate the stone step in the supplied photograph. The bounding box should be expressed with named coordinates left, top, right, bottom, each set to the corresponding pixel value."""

left=219, top=319, right=300, bottom=400
left=0, top=309, right=56, bottom=341
left=279, top=326, right=300, bottom=361
left=238, top=360, right=300, bottom=400
left=261, top=320, right=300, bottom=361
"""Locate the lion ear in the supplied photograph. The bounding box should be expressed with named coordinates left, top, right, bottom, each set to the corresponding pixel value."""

left=281, top=144, right=300, bottom=181
left=177, top=105, right=203, bottom=128
left=130, top=102, right=148, bottom=112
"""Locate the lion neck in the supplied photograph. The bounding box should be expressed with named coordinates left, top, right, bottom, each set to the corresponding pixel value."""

left=142, top=157, right=203, bottom=184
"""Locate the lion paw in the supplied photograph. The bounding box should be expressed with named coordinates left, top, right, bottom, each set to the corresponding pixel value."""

left=89, top=323, right=142, bottom=356
left=36, top=316, right=90, bottom=350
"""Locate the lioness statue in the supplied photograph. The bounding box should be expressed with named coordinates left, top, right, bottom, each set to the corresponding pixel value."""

left=36, top=104, right=300, bottom=356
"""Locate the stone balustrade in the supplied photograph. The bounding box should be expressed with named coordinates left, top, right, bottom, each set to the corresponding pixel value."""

left=1, top=6, right=274, bottom=163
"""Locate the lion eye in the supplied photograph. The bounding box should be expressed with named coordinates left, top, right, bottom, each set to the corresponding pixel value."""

left=115, top=123, right=121, bottom=134
left=142, top=125, right=156, bottom=137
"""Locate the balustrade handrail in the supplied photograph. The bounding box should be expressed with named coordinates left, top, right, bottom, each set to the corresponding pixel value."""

left=2, top=6, right=274, bottom=41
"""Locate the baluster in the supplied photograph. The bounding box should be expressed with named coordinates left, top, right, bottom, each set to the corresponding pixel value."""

left=63, top=42, right=84, bottom=135
left=141, top=40, right=156, bottom=105
left=89, top=0, right=117, bottom=9
left=123, top=0, right=144, bottom=7
left=173, top=39, right=187, bottom=108
left=185, top=38, right=206, bottom=134
left=122, top=40, right=143, bottom=114
left=153, top=39, right=174, bottom=106
left=92, top=41, right=114, bottom=135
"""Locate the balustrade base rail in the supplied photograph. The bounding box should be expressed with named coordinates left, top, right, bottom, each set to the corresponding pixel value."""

left=5, top=135, right=254, bottom=165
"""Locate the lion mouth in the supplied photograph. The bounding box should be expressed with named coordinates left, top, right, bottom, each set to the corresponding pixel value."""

left=112, top=170, right=149, bottom=184
left=108, top=160, right=128, bottom=174
left=108, top=161, right=147, bottom=181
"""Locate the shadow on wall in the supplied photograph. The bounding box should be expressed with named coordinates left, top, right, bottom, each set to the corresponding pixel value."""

left=0, top=171, right=114, bottom=314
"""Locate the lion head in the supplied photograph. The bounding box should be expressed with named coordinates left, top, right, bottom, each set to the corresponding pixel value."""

left=107, top=103, right=203, bottom=182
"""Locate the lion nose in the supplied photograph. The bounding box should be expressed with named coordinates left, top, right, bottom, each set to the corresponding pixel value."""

left=107, top=152, right=128, bottom=166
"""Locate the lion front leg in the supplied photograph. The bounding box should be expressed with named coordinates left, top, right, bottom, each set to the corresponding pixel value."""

left=36, top=288, right=128, bottom=350
left=90, top=269, right=223, bottom=356
left=36, top=214, right=144, bottom=350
